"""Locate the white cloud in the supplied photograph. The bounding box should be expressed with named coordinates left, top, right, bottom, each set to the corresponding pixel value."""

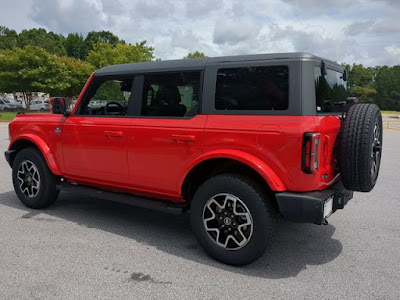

left=213, top=19, right=261, bottom=45
left=0, top=0, right=399, bottom=66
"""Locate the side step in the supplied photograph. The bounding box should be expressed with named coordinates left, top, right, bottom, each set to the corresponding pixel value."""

left=57, top=182, right=186, bottom=213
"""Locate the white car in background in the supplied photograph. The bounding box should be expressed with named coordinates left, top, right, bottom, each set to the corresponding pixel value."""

left=8, top=99, right=23, bottom=110
left=29, top=100, right=50, bottom=111
left=0, top=99, right=18, bottom=111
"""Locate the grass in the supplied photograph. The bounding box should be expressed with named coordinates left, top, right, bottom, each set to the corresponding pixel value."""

left=381, top=110, right=399, bottom=114
left=0, top=111, right=18, bottom=122
left=0, top=111, right=50, bottom=122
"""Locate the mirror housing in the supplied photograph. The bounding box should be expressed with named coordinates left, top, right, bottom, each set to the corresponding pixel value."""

left=51, top=97, right=66, bottom=115
left=343, top=69, right=348, bottom=81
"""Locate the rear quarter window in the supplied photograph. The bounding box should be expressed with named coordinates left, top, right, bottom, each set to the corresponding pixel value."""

left=215, top=66, right=289, bottom=111
left=315, top=67, right=349, bottom=113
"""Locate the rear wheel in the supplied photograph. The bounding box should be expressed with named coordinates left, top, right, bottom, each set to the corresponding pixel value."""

left=190, top=174, right=277, bottom=266
left=12, top=148, right=59, bottom=209
left=339, top=104, right=383, bottom=192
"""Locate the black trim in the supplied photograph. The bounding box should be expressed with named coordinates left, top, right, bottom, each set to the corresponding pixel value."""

left=57, top=181, right=185, bottom=212
left=275, top=181, right=353, bottom=225
left=4, top=150, right=16, bottom=168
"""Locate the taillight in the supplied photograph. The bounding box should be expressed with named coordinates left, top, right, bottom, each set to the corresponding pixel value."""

left=302, top=132, right=321, bottom=174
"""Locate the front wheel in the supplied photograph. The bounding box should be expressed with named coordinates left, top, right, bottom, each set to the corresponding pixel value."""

left=190, top=174, right=277, bottom=266
left=12, top=148, right=59, bottom=209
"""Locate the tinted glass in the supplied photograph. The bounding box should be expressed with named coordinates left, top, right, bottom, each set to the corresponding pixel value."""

left=141, top=72, right=200, bottom=117
left=215, top=66, right=289, bottom=110
left=315, top=67, right=349, bottom=113
left=80, top=79, right=132, bottom=116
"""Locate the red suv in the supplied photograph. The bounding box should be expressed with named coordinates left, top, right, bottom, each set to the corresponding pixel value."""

left=4, top=53, right=383, bottom=265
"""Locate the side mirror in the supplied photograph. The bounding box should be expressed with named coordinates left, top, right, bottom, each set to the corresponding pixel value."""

left=343, top=70, right=348, bottom=81
left=51, top=97, right=66, bottom=114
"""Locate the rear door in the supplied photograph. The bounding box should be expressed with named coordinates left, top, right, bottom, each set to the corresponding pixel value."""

left=62, top=77, right=134, bottom=186
left=127, top=71, right=206, bottom=199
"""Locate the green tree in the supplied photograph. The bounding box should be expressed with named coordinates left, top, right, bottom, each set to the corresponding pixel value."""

left=184, top=51, right=206, bottom=59
left=64, top=33, right=87, bottom=60
left=0, top=46, right=69, bottom=108
left=351, top=86, right=377, bottom=103
left=346, top=64, right=374, bottom=89
left=58, top=56, right=94, bottom=97
left=87, top=41, right=154, bottom=69
left=0, top=26, right=18, bottom=50
left=85, top=30, right=124, bottom=53
left=17, top=28, right=66, bottom=56
left=375, top=66, right=400, bottom=110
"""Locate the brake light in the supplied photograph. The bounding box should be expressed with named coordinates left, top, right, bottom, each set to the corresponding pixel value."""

left=302, top=132, right=321, bottom=174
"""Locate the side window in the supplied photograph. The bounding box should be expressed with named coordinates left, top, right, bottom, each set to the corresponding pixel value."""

left=215, top=66, right=289, bottom=110
left=141, top=72, right=200, bottom=117
left=79, top=78, right=133, bottom=116
left=315, top=67, right=349, bottom=113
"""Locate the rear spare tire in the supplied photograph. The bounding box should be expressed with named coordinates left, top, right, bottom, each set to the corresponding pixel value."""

left=339, top=104, right=382, bottom=192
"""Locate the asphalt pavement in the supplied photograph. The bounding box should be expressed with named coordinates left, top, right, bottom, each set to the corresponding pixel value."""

left=0, top=122, right=399, bottom=300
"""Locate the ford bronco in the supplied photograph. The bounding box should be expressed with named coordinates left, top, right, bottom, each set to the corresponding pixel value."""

left=4, top=53, right=383, bottom=265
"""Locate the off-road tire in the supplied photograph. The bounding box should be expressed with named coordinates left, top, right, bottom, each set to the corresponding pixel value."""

left=339, top=104, right=383, bottom=192
left=190, top=174, right=277, bottom=266
left=12, top=148, right=59, bottom=209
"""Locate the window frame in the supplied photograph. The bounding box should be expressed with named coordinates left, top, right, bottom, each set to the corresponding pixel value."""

left=202, top=60, right=301, bottom=115
left=312, top=61, right=348, bottom=116
left=74, top=75, right=136, bottom=118
left=132, top=70, right=204, bottom=119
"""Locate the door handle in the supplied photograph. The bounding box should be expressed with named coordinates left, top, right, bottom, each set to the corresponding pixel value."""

left=171, top=134, right=195, bottom=143
left=104, top=131, right=123, bottom=138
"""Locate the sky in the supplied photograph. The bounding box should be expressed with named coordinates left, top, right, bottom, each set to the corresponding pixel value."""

left=1, top=0, right=399, bottom=66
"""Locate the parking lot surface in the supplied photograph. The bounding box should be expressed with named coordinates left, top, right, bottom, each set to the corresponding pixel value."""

left=0, top=122, right=399, bottom=299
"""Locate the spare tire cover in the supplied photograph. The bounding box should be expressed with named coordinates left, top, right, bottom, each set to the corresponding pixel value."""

left=339, top=104, right=383, bottom=192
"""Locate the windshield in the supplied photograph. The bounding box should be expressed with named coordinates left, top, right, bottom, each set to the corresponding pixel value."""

left=315, top=67, right=348, bottom=113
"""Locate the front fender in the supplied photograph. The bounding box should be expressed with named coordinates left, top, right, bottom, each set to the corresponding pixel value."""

left=10, top=134, right=61, bottom=175
left=182, top=149, right=286, bottom=192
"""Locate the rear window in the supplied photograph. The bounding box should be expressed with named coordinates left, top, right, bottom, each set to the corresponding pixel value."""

left=315, top=67, right=349, bottom=113
left=215, top=66, right=289, bottom=110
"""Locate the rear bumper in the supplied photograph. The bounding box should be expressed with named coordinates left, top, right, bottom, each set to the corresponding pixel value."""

left=4, top=150, right=16, bottom=168
left=275, top=181, right=353, bottom=225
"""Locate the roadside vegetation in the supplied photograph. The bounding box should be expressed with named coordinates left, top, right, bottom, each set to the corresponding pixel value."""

left=0, top=26, right=205, bottom=110
left=0, top=111, right=18, bottom=121
left=0, top=111, right=51, bottom=122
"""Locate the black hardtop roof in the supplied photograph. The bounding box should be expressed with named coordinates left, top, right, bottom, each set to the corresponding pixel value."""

left=95, top=52, right=339, bottom=76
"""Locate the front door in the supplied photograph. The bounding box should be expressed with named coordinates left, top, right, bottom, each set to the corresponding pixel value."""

left=62, top=77, right=134, bottom=187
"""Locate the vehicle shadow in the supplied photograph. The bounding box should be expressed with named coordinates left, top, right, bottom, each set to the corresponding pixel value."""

left=0, top=190, right=343, bottom=279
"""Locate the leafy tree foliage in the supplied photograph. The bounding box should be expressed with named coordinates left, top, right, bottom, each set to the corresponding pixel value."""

left=58, top=56, right=94, bottom=97
left=64, top=33, right=87, bottom=60
left=344, top=63, right=400, bottom=110
left=0, top=26, right=18, bottom=50
left=184, top=51, right=206, bottom=59
left=85, top=30, right=124, bottom=52
left=87, top=41, right=154, bottom=68
left=17, top=28, right=67, bottom=56
left=0, top=46, right=70, bottom=108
